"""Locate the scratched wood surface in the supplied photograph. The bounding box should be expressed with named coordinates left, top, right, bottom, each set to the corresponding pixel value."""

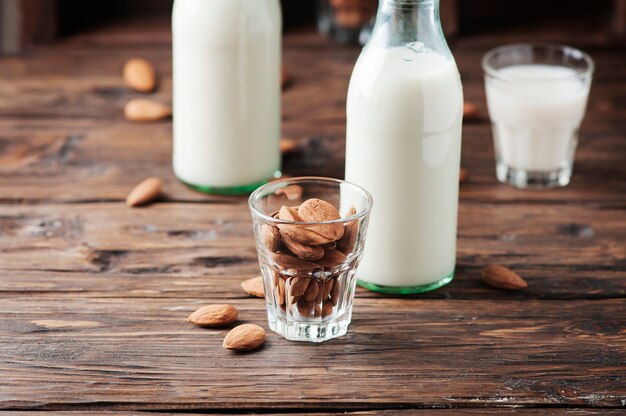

left=0, top=18, right=624, bottom=414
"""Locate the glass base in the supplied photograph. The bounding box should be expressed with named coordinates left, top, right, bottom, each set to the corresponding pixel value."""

left=497, top=163, right=571, bottom=190
left=267, top=308, right=351, bottom=343
left=178, top=173, right=280, bottom=196
left=357, top=270, right=454, bottom=294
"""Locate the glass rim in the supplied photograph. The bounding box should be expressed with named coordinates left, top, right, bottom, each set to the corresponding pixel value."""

left=481, top=43, right=595, bottom=83
left=248, top=176, right=373, bottom=226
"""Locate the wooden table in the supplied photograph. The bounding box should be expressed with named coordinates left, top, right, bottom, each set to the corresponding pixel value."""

left=0, top=19, right=624, bottom=415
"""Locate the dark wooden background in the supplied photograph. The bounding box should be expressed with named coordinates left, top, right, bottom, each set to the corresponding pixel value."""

left=0, top=5, right=624, bottom=416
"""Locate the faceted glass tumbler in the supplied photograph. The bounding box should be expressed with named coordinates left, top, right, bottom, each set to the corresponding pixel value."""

left=249, top=177, right=372, bottom=342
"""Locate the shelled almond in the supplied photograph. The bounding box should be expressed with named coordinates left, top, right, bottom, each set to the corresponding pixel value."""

left=481, top=265, right=528, bottom=290
left=223, top=324, right=266, bottom=351
left=123, top=58, right=157, bottom=93
left=126, top=177, right=162, bottom=207
left=258, top=198, right=360, bottom=319
left=124, top=98, right=171, bottom=122
left=187, top=304, right=238, bottom=327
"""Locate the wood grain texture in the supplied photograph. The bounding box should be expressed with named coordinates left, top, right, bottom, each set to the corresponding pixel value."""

left=0, top=17, right=624, bottom=414
left=0, top=202, right=623, bottom=300
left=0, top=297, right=624, bottom=410
left=1, top=412, right=626, bottom=416
left=2, top=411, right=626, bottom=416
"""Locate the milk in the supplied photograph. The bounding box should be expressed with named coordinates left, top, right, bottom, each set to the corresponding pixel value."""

left=485, top=65, right=590, bottom=173
left=172, top=0, right=281, bottom=191
left=346, top=45, right=463, bottom=288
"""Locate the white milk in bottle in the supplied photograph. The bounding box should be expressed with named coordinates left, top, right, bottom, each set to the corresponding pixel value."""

left=172, top=0, right=281, bottom=194
left=345, top=0, right=463, bottom=293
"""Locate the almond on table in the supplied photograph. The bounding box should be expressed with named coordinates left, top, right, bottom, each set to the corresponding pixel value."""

left=126, top=177, right=162, bottom=207
left=463, top=102, right=480, bottom=120
left=223, top=324, right=266, bottom=351
left=123, top=58, right=157, bottom=93
left=187, top=304, right=238, bottom=327
left=124, top=98, right=172, bottom=122
left=241, top=276, right=265, bottom=298
left=481, top=265, right=528, bottom=290
left=280, top=138, right=298, bottom=154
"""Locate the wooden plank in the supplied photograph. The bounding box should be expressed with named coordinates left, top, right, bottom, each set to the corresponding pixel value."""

left=0, top=202, right=623, bottom=300
left=1, top=410, right=625, bottom=415
left=0, top=31, right=623, bottom=204
left=0, top=121, right=624, bottom=205
left=0, top=297, right=624, bottom=410
left=0, top=19, right=624, bottom=414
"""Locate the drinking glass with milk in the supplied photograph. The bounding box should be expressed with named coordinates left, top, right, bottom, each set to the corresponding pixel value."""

left=172, top=0, right=282, bottom=195
left=482, top=44, right=594, bottom=189
left=345, top=0, right=464, bottom=293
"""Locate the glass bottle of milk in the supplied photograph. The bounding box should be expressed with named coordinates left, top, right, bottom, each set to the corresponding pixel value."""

left=345, top=0, right=463, bottom=293
left=172, top=0, right=282, bottom=195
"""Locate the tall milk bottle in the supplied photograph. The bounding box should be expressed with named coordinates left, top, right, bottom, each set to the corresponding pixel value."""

left=345, top=0, right=463, bottom=293
left=172, top=0, right=282, bottom=195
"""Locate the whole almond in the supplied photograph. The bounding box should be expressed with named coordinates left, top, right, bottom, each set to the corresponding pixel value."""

left=261, top=224, right=281, bottom=252
left=463, top=102, right=479, bottom=121
left=460, top=168, right=469, bottom=184
left=187, top=304, right=238, bottom=327
left=223, top=324, right=266, bottom=351
left=296, top=299, right=316, bottom=317
left=279, top=224, right=334, bottom=246
left=298, top=199, right=344, bottom=241
left=280, top=138, right=298, bottom=154
left=277, top=277, right=286, bottom=306
left=281, top=67, right=291, bottom=89
left=289, top=276, right=310, bottom=297
left=315, top=283, right=326, bottom=303
left=322, top=300, right=334, bottom=318
left=123, top=58, right=157, bottom=92
left=321, top=278, right=334, bottom=298
left=241, top=276, right=265, bottom=298
left=124, top=98, right=172, bottom=122
left=481, top=265, right=528, bottom=290
left=270, top=252, right=319, bottom=270
left=322, top=241, right=337, bottom=250
left=274, top=184, right=303, bottom=201
left=126, top=177, right=162, bottom=207
left=282, top=234, right=324, bottom=261
left=330, top=277, right=340, bottom=305
left=303, top=279, right=319, bottom=302
left=278, top=205, right=302, bottom=222
left=298, top=198, right=341, bottom=224
left=316, top=249, right=348, bottom=268
left=277, top=205, right=335, bottom=245
left=337, top=207, right=358, bottom=253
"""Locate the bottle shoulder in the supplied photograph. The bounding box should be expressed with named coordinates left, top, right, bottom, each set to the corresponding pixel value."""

left=350, top=46, right=460, bottom=85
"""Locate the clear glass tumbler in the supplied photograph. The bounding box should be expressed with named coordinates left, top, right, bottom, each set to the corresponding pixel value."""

left=482, top=44, right=594, bottom=189
left=249, top=177, right=372, bottom=342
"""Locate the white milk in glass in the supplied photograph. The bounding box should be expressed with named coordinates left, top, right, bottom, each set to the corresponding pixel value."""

left=346, top=45, right=463, bottom=289
left=486, top=64, right=590, bottom=173
left=172, top=0, right=281, bottom=193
